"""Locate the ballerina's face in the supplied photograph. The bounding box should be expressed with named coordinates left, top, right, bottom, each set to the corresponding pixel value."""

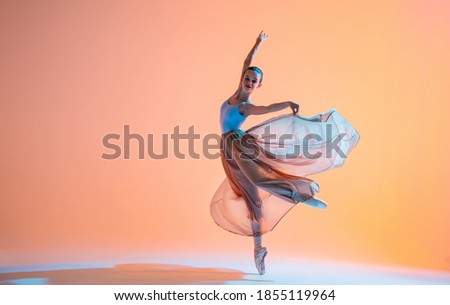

left=241, top=70, right=262, bottom=94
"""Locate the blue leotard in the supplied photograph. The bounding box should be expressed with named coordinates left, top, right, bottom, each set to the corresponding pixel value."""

left=220, top=100, right=252, bottom=133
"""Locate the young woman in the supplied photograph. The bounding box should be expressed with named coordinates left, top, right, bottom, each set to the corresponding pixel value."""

left=211, top=31, right=360, bottom=275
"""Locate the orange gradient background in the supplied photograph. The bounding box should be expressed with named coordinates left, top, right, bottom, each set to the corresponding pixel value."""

left=1, top=0, right=450, bottom=272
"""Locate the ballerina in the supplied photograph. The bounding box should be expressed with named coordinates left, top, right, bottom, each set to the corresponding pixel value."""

left=211, top=31, right=360, bottom=275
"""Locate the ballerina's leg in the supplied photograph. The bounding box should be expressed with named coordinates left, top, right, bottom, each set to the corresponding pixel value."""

left=232, top=134, right=327, bottom=209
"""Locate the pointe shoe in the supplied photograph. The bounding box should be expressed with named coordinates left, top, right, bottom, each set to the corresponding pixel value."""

left=254, top=247, right=268, bottom=275
left=304, top=197, right=327, bottom=209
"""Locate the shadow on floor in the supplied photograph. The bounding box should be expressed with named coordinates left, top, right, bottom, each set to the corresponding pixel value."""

left=0, top=263, right=266, bottom=285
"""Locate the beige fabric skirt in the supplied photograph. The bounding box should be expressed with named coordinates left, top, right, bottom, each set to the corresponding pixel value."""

left=210, top=109, right=360, bottom=236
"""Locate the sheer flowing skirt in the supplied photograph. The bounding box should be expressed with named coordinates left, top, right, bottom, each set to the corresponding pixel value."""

left=210, top=109, right=360, bottom=236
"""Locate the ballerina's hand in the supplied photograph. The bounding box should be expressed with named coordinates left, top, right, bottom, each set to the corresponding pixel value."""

left=257, top=30, right=268, bottom=42
left=288, top=101, right=299, bottom=114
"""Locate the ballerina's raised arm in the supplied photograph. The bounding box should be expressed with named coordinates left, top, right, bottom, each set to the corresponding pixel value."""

left=239, top=30, right=268, bottom=82
left=235, top=31, right=300, bottom=117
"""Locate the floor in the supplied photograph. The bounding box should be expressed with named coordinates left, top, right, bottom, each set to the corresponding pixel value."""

left=1, top=253, right=450, bottom=285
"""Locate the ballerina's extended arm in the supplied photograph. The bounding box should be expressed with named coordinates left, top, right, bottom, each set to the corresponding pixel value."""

left=241, top=101, right=299, bottom=116
left=237, top=32, right=299, bottom=116
left=238, top=32, right=299, bottom=116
